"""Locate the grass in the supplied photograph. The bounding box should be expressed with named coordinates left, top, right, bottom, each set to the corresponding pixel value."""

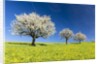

left=5, top=42, right=95, bottom=64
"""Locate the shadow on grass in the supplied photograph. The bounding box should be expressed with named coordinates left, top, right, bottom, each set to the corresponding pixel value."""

left=70, top=43, right=81, bottom=45
left=38, top=43, right=47, bottom=46
left=7, top=42, right=47, bottom=46
left=7, top=42, right=31, bottom=46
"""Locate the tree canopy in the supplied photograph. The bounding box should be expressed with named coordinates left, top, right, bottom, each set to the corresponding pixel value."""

left=11, top=12, right=56, bottom=46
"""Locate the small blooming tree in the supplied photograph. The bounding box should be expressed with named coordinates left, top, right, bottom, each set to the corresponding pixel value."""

left=60, top=28, right=73, bottom=44
left=74, top=32, right=86, bottom=43
left=11, top=12, right=56, bottom=46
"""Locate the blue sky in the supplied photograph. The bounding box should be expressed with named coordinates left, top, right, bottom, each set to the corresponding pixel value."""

left=5, top=1, right=95, bottom=43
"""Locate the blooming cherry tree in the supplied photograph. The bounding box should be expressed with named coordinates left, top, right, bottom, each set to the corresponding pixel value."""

left=74, top=32, right=86, bottom=43
left=11, top=12, right=56, bottom=46
left=60, top=28, right=73, bottom=44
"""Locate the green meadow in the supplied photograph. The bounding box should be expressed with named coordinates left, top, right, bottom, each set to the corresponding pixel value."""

left=5, top=42, right=95, bottom=64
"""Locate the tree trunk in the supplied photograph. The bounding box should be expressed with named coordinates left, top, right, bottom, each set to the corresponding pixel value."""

left=79, top=40, right=81, bottom=43
left=32, top=37, right=36, bottom=46
left=66, top=38, right=68, bottom=44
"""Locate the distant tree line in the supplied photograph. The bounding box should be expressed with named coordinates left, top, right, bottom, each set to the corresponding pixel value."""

left=11, top=12, right=87, bottom=46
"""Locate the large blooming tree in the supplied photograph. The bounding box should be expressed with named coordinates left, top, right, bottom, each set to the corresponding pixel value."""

left=11, top=12, right=56, bottom=46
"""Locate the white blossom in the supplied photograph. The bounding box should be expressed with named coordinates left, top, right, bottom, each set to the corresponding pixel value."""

left=11, top=12, right=56, bottom=38
left=74, top=32, right=86, bottom=43
left=60, top=28, right=73, bottom=44
left=60, top=28, right=73, bottom=39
